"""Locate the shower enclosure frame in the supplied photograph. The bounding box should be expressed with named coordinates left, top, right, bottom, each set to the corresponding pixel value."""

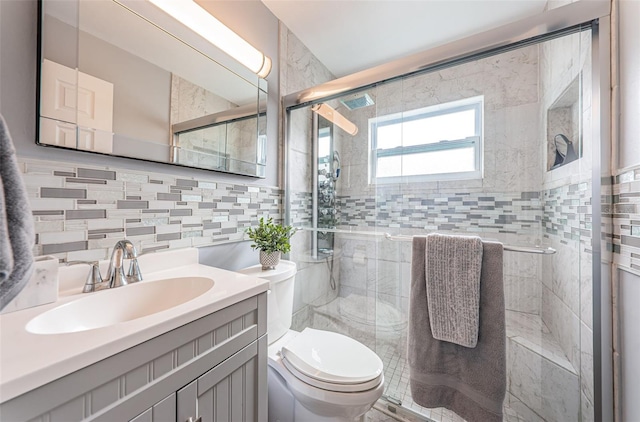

left=282, top=1, right=613, bottom=420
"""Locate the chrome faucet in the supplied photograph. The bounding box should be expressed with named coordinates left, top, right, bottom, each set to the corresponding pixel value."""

left=105, top=240, right=142, bottom=288
left=70, top=240, right=143, bottom=293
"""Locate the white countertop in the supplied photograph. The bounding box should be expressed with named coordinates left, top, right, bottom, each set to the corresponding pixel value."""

left=0, top=248, right=268, bottom=403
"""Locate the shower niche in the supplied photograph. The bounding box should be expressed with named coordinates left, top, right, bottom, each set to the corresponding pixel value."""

left=547, top=74, right=583, bottom=170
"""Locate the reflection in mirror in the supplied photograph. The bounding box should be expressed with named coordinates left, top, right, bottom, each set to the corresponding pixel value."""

left=37, top=0, right=267, bottom=177
left=172, top=96, right=267, bottom=177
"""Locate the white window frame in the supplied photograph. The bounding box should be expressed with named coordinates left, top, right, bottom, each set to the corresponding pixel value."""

left=368, top=96, right=484, bottom=184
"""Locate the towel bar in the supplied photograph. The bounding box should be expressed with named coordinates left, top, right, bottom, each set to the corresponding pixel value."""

left=383, top=233, right=557, bottom=255
left=296, top=228, right=557, bottom=255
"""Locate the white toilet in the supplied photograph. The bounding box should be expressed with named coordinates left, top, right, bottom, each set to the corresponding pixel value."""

left=239, top=260, right=384, bottom=422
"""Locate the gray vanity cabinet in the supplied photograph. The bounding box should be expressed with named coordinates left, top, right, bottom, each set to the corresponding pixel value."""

left=129, top=393, right=176, bottom=422
left=0, top=293, right=267, bottom=422
left=176, top=335, right=265, bottom=422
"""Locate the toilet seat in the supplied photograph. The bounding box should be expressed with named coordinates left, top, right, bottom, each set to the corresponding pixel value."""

left=280, top=328, right=383, bottom=392
left=281, top=357, right=382, bottom=392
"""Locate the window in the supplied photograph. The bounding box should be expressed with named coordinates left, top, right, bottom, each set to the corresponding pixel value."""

left=369, top=96, right=483, bottom=183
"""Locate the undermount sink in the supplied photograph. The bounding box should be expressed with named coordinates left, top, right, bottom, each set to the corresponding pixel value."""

left=26, top=277, right=215, bottom=334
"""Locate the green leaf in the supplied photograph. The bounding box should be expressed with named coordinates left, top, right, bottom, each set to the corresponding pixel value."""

left=244, top=217, right=297, bottom=253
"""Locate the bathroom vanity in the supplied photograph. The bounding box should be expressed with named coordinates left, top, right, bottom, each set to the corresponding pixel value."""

left=0, top=248, right=269, bottom=422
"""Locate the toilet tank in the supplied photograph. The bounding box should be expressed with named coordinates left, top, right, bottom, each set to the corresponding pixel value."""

left=238, top=260, right=297, bottom=344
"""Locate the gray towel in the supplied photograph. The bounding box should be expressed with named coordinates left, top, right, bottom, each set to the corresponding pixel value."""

left=409, top=236, right=506, bottom=422
left=0, top=176, right=12, bottom=282
left=425, top=233, right=483, bottom=348
left=0, top=114, right=35, bottom=310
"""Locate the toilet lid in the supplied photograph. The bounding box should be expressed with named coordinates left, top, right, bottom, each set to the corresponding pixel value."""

left=281, top=328, right=383, bottom=385
left=281, top=357, right=383, bottom=393
left=237, top=260, right=296, bottom=283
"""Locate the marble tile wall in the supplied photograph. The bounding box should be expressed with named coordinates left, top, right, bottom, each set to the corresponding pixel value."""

left=280, top=24, right=337, bottom=330
left=335, top=45, right=542, bottom=198
left=538, top=27, right=595, bottom=422
left=21, top=158, right=282, bottom=263
left=534, top=184, right=593, bottom=421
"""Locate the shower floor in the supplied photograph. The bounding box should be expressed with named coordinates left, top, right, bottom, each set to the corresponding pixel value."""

left=368, top=311, right=574, bottom=422
left=371, top=345, right=519, bottom=422
left=308, top=296, right=568, bottom=421
left=374, top=343, right=467, bottom=422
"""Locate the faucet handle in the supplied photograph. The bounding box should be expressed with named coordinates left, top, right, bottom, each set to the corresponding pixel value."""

left=67, top=261, right=107, bottom=293
left=126, top=258, right=143, bottom=283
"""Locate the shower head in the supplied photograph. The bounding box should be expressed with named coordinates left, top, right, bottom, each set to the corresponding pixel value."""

left=340, top=92, right=375, bottom=110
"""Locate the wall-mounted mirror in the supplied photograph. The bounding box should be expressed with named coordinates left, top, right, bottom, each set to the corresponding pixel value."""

left=37, top=0, right=267, bottom=177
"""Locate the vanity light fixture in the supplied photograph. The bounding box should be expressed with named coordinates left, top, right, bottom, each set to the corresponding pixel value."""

left=147, top=0, right=272, bottom=78
left=312, top=103, right=359, bottom=136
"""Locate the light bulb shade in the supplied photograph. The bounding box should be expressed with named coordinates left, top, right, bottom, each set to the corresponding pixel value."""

left=148, top=0, right=271, bottom=78
left=312, top=104, right=358, bottom=136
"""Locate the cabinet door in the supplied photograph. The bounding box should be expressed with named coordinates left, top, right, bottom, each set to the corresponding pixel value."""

left=177, top=380, right=197, bottom=422
left=177, top=339, right=266, bottom=422
left=129, top=392, right=176, bottom=422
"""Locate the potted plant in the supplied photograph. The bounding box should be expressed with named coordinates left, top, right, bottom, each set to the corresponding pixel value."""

left=245, top=217, right=296, bottom=270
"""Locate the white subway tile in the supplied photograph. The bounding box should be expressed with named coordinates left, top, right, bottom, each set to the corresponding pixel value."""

left=39, top=230, right=87, bottom=244
left=30, top=198, right=75, bottom=211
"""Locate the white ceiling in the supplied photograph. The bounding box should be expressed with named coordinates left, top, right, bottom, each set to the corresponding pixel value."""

left=261, top=0, right=548, bottom=78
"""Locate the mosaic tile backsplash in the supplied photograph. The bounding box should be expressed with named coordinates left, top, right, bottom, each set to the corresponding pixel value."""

left=21, top=158, right=282, bottom=262
left=614, top=165, right=640, bottom=272
left=335, top=190, right=543, bottom=236
left=542, top=181, right=592, bottom=247
left=289, top=191, right=313, bottom=226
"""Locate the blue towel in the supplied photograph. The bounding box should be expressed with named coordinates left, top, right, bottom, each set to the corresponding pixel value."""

left=0, top=114, right=35, bottom=310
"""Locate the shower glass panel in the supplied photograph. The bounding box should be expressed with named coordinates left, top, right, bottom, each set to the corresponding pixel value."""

left=286, top=25, right=594, bottom=422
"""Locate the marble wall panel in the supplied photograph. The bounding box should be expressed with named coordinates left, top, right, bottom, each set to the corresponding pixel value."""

left=539, top=28, right=595, bottom=422
left=540, top=354, right=581, bottom=422
left=542, top=284, right=581, bottom=370
left=280, top=28, right=335, bottom=97
left=508, top=333, right=581, bottom=422
left=504, top=274, right=541, bottom=315
left=336, top=45, right=541, bottom=198
left=580, top=321, right=594, bottom=406
left=507, top=337, right=544, bottom=417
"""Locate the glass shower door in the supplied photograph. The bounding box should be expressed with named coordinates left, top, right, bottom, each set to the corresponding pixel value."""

left=284, top=22, right=598, bottom=422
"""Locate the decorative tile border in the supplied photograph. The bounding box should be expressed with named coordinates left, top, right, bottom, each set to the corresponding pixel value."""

left=289, top=191, right=313, bottom=226
left=613, top=166, right=640, bottom=272
left=542, top=181, right=593, bottom=249
left=335, top=190, right=543, bottom=236
left=22, top=158, right=282, bottom=262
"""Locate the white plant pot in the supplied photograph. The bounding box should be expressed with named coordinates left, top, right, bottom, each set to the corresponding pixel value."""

left=260, top=251, right=281, bottom=270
